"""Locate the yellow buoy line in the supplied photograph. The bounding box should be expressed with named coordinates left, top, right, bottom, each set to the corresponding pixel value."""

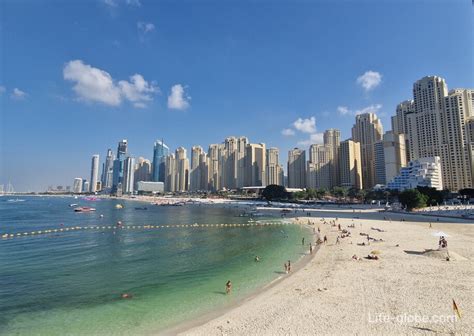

left=1, top=220, right=294, bottom=240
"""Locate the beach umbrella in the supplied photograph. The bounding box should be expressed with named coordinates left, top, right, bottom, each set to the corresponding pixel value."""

left=431, top=231, right=450, bottom=237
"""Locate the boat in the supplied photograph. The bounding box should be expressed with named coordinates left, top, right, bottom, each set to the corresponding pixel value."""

left=74, top=207, right=96, bottom=212
left=69, top=203, right=78, bottom=207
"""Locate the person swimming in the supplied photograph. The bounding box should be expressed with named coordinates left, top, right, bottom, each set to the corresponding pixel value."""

left=121, top=293, right=133, bottom=299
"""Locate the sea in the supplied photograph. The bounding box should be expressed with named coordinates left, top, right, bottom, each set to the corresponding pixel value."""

left=0, top=196, right=312, bottom=335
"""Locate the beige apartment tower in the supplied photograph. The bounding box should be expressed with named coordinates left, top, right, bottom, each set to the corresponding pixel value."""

left=339, top=140, right=362, bottom=189
left=351, top=113, right=383, bottom=189
left=287, top=148, right=306, bottom=188
left=307, top=144, right=333, bottom=189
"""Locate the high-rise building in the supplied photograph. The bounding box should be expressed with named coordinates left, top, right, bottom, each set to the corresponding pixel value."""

left=467, top=118, right=474, bottom=184
left=175, top=147, right=189, bottom=192
left=122, top=157, right=135, bottom=194
left=190, top=145, right=205, bottom=191
left=404, top=76, right=473, bottom=191
left=164, top=153, right=176, bottom=192
left=199, top=151, right=209, bottom=191
left=236, top=137, right=248, bottom=188
left=245, top=143, right=266, bottom=186
left=387, top=157, right=443, bottom=191
left=351, top=113, right=383, bottom=189
left=287, top=148, right=306, bottom=188
left=391, top=100, right=414, bottom=162
left=82, top=180, right=90, bottom=193
left=323, top=129, right=341, bottom=188
left=339, top=140, right=362, bottom=189
left=134, top=157, right=152, bottom=189
left=73, top=178, right=83, bottom=193
left=374, top=142, right=386, bottom=186
left=90, top=154, right=100, bottom=193
left=383, top=131, right=407, bottom=184
left=266, top=147, right=283, bottom=186
left=112, top=139, right=128, bottom=193
left=207, top=144, right=220, bottom=191
left=152, top=140, right=169, bottom=183
left=101, top=149, right=114, bottom=190
left=307, top=144, right=332, bottom=189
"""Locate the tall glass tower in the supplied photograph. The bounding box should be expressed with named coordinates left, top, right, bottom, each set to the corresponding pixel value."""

left=152, top=139, right=169, bottom=182
left=112, top=139, right=128, bottom=192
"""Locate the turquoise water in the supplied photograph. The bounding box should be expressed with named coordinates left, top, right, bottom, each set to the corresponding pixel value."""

left=0, top=196, right=312, bottom=335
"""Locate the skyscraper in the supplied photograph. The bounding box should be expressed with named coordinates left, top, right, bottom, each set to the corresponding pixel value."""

left=266, top=147, right=282, bottom=186
left=73, top=178, right=83, bottom=193
left=382, top=131, right=407, bottom=184
left=152, top=140, right=169, bottom=182
left=307, top=144, right=332, bottom=189
left=175, top=147, right=189, bottom=192
left=339, top=140, right=362, bottom=189
left=90, top=154, right=100, bottom=193
left=101, top=149, right=114, bottom=190
left=112, top=139, right=128, bottom=193
left=164, top=153, right=176, bottom=192
left=190, top=145, right=204, bottom=191
left=391, top=100, right=414, bottom=162
left=245, top=143, right=266, bottom=186
left=405, top=76, right=473, bottom=191
left=287, top=148, right=306, bottom=188
left=134, top=157, right=152, bottom=189
left=207, top=144, right=220, bottom=191
left=351, top=113, right=383, bottom=189
left=122, top=156, right=135, bottom=194
left=323, top=129, right=341, bottom=188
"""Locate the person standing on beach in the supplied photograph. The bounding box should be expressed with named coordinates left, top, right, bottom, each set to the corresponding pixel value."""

left=284, top=262, right=288, bottom=274
left=287, top=260, right=291, bottom=272
left=225, top=280, right=232, bottom=294
left=323, top=235, right=327, bottom=244
left=309, top=243, right=313, bottom=254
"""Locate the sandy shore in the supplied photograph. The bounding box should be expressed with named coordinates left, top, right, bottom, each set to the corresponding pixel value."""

left=179, top=211, right=473, bottom=335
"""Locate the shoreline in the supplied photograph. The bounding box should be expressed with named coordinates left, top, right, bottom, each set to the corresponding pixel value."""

left=178, top=211, right=473, bottom=336
left=160, top=221, right=320, bottom=336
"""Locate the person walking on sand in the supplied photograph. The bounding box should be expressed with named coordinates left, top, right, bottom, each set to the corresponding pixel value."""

left=336, top=236, right=340, bottom=244
left=309, top=243, right=313, bottom=254
left=225, top=280, right=232, bottom=294
left=318, top=227, right=320, bottom=233
left=323, top=235, right=327, bottom=244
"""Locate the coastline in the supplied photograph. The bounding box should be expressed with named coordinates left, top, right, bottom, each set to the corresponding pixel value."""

left=177, top=211, right=473, bottom=336
left=161, top=221, right=320, bottom=336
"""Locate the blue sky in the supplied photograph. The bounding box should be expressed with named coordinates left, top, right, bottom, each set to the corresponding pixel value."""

left=1, top=0, right=473, bottom=191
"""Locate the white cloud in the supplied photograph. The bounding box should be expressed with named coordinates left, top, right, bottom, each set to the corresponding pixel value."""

left=137, top=21, right=155, bottom=33
left=118, top=74, right=158, bottom=108
left=11, top=88, right=27, bottom=100
left=0, top=86, right=5, bottom=94
left=293, top=117, right=316, bottom=134
left=298, top=133, right=324, bottom=146
left=63, top=59, right=158, bottom=108
left=337, top=106, right=350, bottom=115
left=337, top=104, right=382, bottom=116
left=167, top=84, right=190, bottom=110
left=356, top=70, right=382, bottom=91
left=103, top=0, right=117, bottom=7
left=126, top=0, right=141, bottom=6
left=281, top=128, right=295, bottom=136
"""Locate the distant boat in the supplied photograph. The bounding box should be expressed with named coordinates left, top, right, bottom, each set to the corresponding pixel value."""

left=74, top=207, right=96, bottom=212
left=7, top=199, right=26, bottom=202
left=69, top=203, right=78, bottom=207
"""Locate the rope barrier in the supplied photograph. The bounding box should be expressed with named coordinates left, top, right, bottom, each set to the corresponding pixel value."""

left=1, top=220, right=294, bottom=240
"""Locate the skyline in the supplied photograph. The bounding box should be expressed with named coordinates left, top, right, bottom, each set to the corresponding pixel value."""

left=1, top=0, right=473, bottom=191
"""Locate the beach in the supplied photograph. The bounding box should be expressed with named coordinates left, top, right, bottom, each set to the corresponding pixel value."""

left=180, top=210, right=474, bottom=335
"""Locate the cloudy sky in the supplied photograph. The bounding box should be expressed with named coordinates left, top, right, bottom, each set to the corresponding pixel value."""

left=1, top=0, right=472, bottom=191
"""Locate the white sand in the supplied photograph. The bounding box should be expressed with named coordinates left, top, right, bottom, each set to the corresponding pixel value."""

left=179, top=212, right=474, bottom=335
